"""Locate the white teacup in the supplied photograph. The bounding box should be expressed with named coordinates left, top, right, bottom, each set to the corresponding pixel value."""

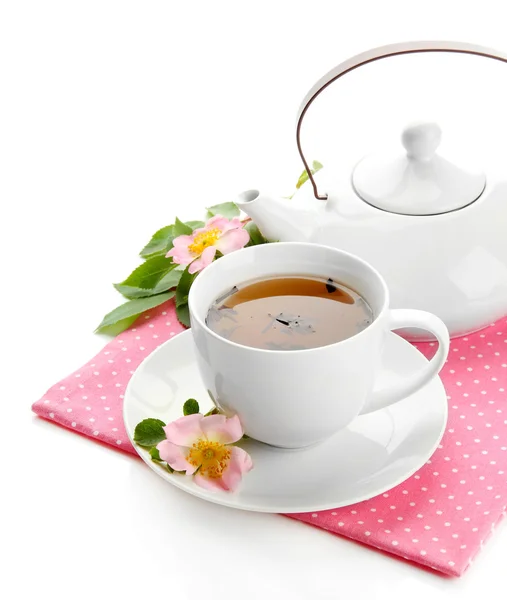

left=189, top=242, right=449, bottom=449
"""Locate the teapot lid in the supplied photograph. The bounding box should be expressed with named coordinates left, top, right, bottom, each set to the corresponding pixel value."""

left=351, top=122, right=486, bottom=215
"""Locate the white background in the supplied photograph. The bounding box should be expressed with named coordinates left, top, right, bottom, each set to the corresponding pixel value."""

left=2, top=1, right=507, bottom=598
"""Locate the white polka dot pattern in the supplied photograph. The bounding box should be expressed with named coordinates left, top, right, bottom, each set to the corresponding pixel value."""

left=32, top=303, right=507, bottom=577
left=291, top=323, right=507, bottom=576
left=33, top=302, right=184, bottom=456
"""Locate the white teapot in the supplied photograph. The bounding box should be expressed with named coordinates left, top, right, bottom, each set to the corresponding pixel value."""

left=236, top=41, right=507, bottom=340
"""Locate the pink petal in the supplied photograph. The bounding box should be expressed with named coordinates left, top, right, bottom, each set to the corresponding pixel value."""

left=200, top=414, right=244, bottom=444
left=193, top=472, right=228, bottom=492
left=163, top=413, right=203, bottom=447
left=192, top=445, right=253, bottom=492
left=188, top=246, right=217, bottom=274
left=215, top=228, right=250, bottom=254
left=221, top=446, right=253, bottom=492
left=156, top=439, right=197, bottom=475
left=172, top=234, right=195, bottom=248
left=166, top=246, right=195, bottom=264
left=206, top=215, right=243, bottom=233
left=221, top=217, right=244, bottom=232
left=192, top=227, right=208, bottom=235
left=205, top=215, right=230, bottom=231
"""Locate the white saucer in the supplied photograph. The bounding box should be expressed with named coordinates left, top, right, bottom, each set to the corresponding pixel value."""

left=123, top=330, right=447, bottom=513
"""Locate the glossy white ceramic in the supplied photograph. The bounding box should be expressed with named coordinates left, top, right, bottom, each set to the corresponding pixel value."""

left=352, top=121, right=486, bottom=215
left=235, top=41, right=507, bottom=340
left=189, top=243, right=449, bottom=448
left=237, top=179, right=507, bottom=341
left=123, top=329, right=448, bottom=513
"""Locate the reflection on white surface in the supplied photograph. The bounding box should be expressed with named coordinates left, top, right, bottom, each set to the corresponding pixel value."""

left=124, top=331, right=447, bottom=512
left=449, top=246, right=507, bottom=300
left=239, top=166, right=507, bottom=338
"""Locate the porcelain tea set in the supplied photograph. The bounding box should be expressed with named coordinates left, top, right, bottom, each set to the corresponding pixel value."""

left=236, top=40, right=507, bottom=341
left=124, top=41, right=507, bottom=511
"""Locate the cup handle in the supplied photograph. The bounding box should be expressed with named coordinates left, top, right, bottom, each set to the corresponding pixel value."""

left=359, top=309, right=450, bottom=415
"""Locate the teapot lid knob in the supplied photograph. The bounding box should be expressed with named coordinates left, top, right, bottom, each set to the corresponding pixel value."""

left=352, top=121, right=486, bottom=216
left=401, top=122, right=442, bottom=162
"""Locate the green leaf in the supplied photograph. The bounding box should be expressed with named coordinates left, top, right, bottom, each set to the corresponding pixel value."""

left=175, top=267, right=197, bottom=308
left=206, top=202, right=240, bottom=219
left=185, top=220, right=205, bottom=230
left=133, top=418, right=166, bottom=447
left=116, top=267, right=183, bottom=299
left=140, top=225, right=175, bottom=259
left=176, top=302, right=190, bottom=327
left=95, top=314, right=139, bottom=336
left=151, top=267, right=184, bottom=294
left=175, top=267, right=196, bottom=327
left=149, top=447, right=162, bottom=461
left=183, top=399, right=200, bottom=415
left=114, top=256, right=176, bottom=299
left=245, top=221, right=268, bottom=246
left=295, top=159, right=324, bottom=189
left=115, top=255, right=174, bottom=290
left=140, top=220, right=204, bottom=260
left=295, top=170, right=309, bottom=190
left=174, top=217, right=193, bottom=236
left=112, top=285, right=150, bottom=300
left=95, top=292, right=174, bottom=333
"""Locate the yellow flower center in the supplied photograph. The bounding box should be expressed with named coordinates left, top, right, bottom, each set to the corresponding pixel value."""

left=188, top=228, right=221, bottom=255
left=187, top=439, right=231, bottom=479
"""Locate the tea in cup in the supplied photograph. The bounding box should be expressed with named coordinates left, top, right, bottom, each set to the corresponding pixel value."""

left=189, top=243, right=449, bottom=448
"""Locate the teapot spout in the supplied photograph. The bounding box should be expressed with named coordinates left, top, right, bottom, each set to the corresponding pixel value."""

left=235, top=189, right=313, bottom=242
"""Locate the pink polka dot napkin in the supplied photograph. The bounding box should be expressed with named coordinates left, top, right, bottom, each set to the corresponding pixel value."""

left=32, top=301, right=507, bottom=577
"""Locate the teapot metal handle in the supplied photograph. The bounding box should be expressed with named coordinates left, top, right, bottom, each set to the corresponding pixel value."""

left=297, top=41, right=507, bottom=200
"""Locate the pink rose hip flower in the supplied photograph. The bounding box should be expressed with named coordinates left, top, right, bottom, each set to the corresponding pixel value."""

left=167, top=215, right=249, bottom=274
left=157, top=413, right=253, bottom=492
